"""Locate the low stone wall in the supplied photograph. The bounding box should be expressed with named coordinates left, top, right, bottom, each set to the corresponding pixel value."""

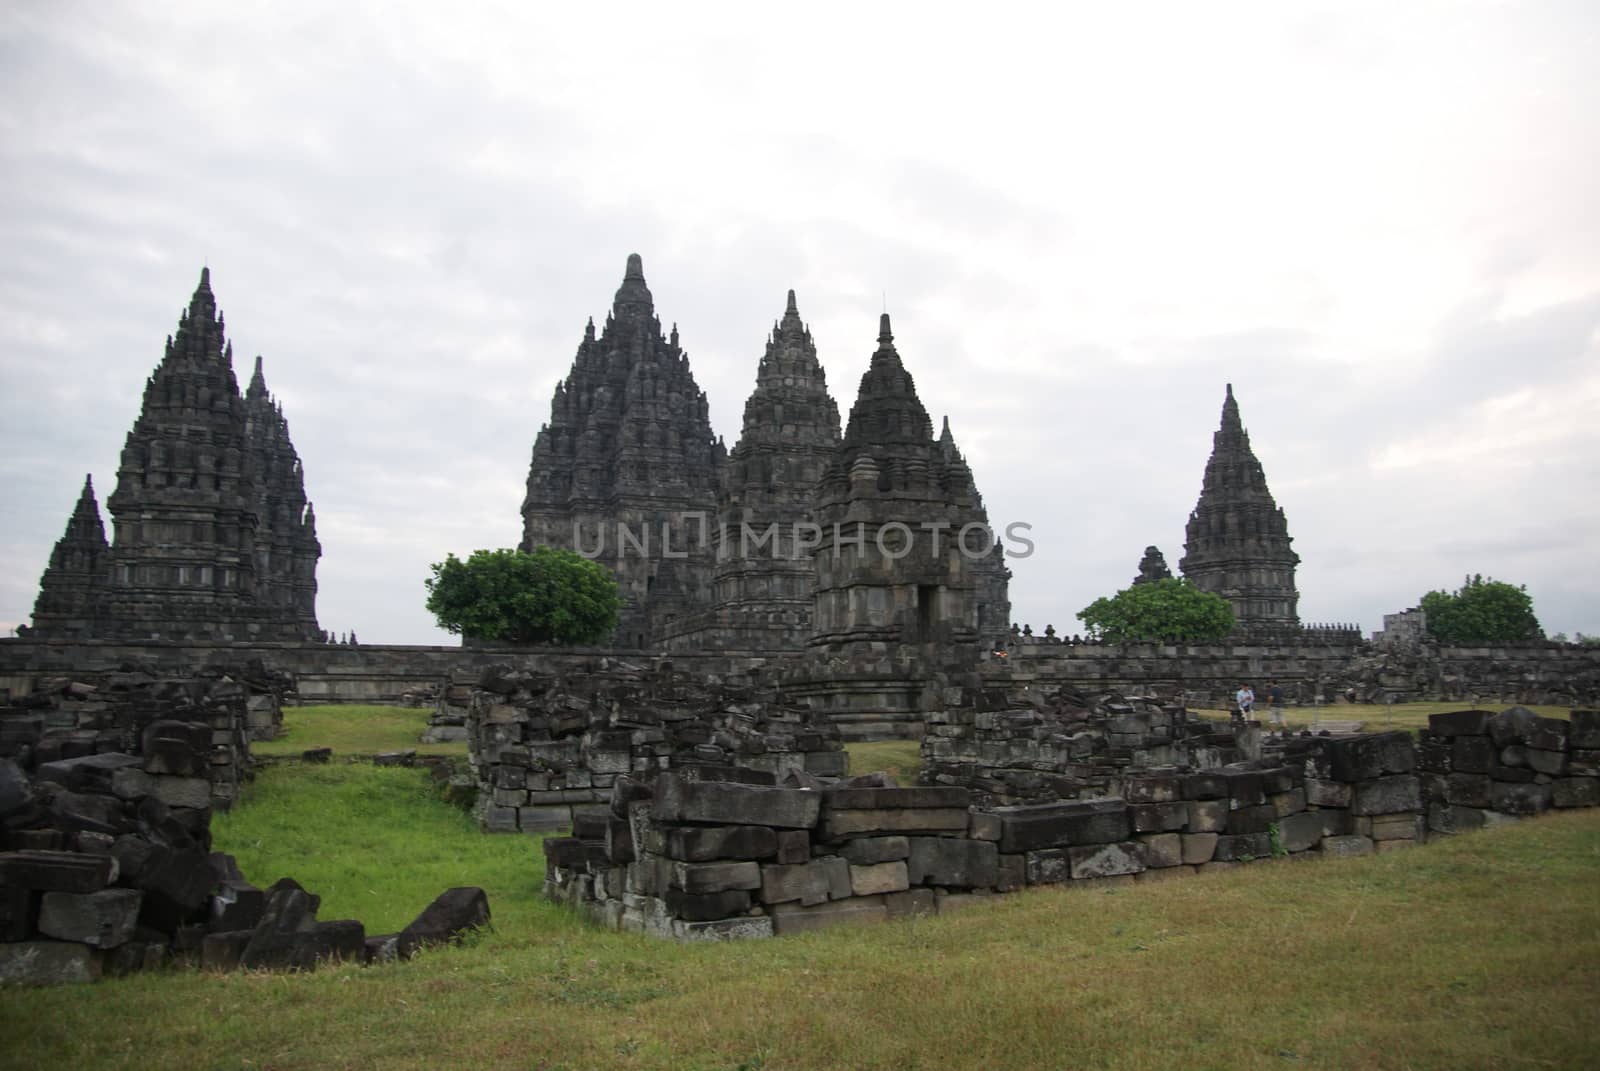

left=543, top=707, right=1600, bottom=940
left=462, top=662, right=847, bottom=834
left=1416, top=707, right=1600, bottom=832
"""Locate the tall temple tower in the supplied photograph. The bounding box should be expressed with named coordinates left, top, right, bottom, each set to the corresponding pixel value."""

left=29, top=475, right=111, bottom=638
left=30, top=268, right=321, bottom=642
left=519, top=254, right=726, bottom=647
left=792, top=314, right=1007, bottom=738
left=658, top=290, right=842, bottom=652
left=1179, top=384, right=1300, bottom=638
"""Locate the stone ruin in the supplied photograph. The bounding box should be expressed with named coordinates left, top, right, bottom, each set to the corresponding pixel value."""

left=448, top=660, right=847, bottom=834
left=0, top=671, right=490, bottom=986
left=540, top=704, right=1600, bottom=940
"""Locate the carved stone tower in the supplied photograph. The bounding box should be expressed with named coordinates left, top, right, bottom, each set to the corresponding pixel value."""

left=519, top=254, right=726, bottom=647
left=657, top=290, right=842, bottom=652
left=244, top=356, right=322, bottom=639
left=1133, top=545, right=1173, bottom=586
left=29, top=475, right=111, bottom=638
left=791, top=314, right=1006, bottom=738
left=1179, top=384, right=1300, bottom=638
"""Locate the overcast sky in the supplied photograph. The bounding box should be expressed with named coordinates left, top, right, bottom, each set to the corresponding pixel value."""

left=2, top=1, right=1596, bottom=645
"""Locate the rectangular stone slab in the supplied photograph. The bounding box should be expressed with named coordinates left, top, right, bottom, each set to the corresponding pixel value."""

left=652, top=775, right=819, bottom=829
left=0, top=850, right=117, bottom=893
left=996, top=800, right=1130, bottom=852
left=820, top=787, right=971, bottom=810
left=820, top=808, right=971, bottom=839
left=37, top=889, right=142, bottom=948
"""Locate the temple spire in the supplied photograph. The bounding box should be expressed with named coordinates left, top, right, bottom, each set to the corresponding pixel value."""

left=611, top=252, right=655, bottom=323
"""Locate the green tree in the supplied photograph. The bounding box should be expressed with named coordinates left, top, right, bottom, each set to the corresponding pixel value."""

left=1076, top=577, right=1235, bottom=643
left=1418, top=574, right=1542, bottom=643
left=424, top=547, right=620, bottom=645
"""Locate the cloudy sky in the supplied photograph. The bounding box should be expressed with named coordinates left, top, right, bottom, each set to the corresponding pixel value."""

left=2, top=1, right=1596, bottom=644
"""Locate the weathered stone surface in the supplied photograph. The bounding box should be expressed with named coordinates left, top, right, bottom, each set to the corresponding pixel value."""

left=1182, top=772, right=1229, bottom=800
left=821, top=787, right=969, bottom=810
left=1445, top=773, right=1492, bottom=808
left=884, top=888, right=937, bottom=918
left=1185, top=800, right=1229, bottom=832
left=1489, top=781, right=1551, bottom=816
left=1324, top=732, right=1415, bottom=781
left=671, top=860, right=763, bottom=896
left=663, top=889, right=752, bottom=922
left=906, top=837, right=999, bottom=888
left=759, top=859, right=846, bottom=906
left=1269, top=788, right=1307, bottom=817
left=775, top=830, right=809, bottom=864
left=769, top=896, right=887, bottom=935
left=1451, top=735, right=1494, bottom=774
left=1137, top=833, right=1182, bottom=868
left=1371, top=814, right=1423, bottom=842
left=396, top=887, right=490, bottom=959
left=673, top=915, right=774, bottom=941
left=1350, top=775, right=1421, bottom=816
left=1570, top=710, right=1600, bottom=750
left=152, top=776, right=212, bottom=810
left=849, top=861, right=910, bottom=896
left=1428, top=804, right=1488, bottom=835
left=1024, top=849, right=1069, bottom=884
left=0, top=850, right=116, bottom=893
left=967, top=811, right=1002, bottom=841
left=996, top=800, right=1130, bottom=853
left=1304, top=779, right=1352, bottom=808
left=1068, top=841, right=1146, bottom=879
left=653, top=825, right=778, bottom=862
left=838, top=836, right=910, bottom=865
left=1225, top=804, right=1279, bottom=835
left=1212, top=833, right=1271, bottom=862
left=1180, top=832, right=1219, bottom=865
left=653, top=775, right=819, bottom=829
left=820, top=808, right=970, bottom=839
left=1123, top=775, right=1182, bottom=804
left=1130, top=802, right=1188, bottom=832
left=37, top=888, right=142, bottom=948
left=1428, top=710, right=1493, bottom=737
left=200, top=929, right=253, bottom=971
left=1320, top=835, right=1374, bottom=857
left=1552, top=778, right=1600, bottom=808
left=0, top=940, right=102, bottom=985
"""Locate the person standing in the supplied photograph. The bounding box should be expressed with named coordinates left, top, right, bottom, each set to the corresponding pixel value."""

left=1268, top=681, right=1287, bottom=730
left=1235, top=683, right=1255, bottom=717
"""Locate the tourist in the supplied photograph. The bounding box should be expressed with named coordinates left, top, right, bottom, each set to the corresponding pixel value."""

left=1236, top=683, right=1255, bottom=717
left=1267, top=681, right=1286, bottom=730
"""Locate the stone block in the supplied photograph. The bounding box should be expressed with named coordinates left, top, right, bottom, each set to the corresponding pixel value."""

left=769, top=896, right=888, bottom=935
left=1320, top=835, right=1374, bottom=858
left=1427, top=804, right=1487, bottom=835
left=491, top=788, right=528, bottom=808
left=1371, top=813, right=1423, bottom=842
left=518, top=805, right=573, bottom=831
left=37, top=888, right=142, bottom=948
left=1226, top=804, right=1279, bottom=835
left=1068, top=841, right=1145, bottom=879
left=821, top=786, right=970, bottom=810
left=820, top=808, right=971, bottom=839
left=1570, top=710, right=1600, bottom=750
left=653, top=825, right=778, bottom=862
left=1269, top=788, right=1307, bottom=817
left=1270, top=811, right=1321, bottom=853
left=670, top=860, right=762, bottom=896
left=1350, top=775, right=1422, bottom=816
left=109, top=766, right=157, bottom=801
left=673, top=915, right=774, bottom=940
left=1, top=886, right=35, bottom=941
left=884, top=888, right=936, bottom=918
left=1212, top=833, right=1271, bottom=862
left=1130, top=802, right=1188, bottom=832
left=1182, top=772, right=1229, bottom=800
left=906, top=837, right=999, bottom=888
left=967, top=811, right=1002, bottom=841
left=663, top=889, right=751, bottom=922
left=1552, top=778, right=1600, bottom=808
left=1137, top=833, right=1182, bottom=868
left=1416, top=736, right=1453, bottom=774
left=0, top=940, right=102, bottom=985
left=1123, top=775, right=1182, bottom=803
left=1024, top=848, right=1069, bottom=884
left=151, top=775, right=212, bottom=810
left=1428, top=710, right=1493, bottom=737
left=201, top=929, right=253, bottom=971
left=397, top=887, right=491, bottom=958
left=995, top=853, right=1025, bottom=892
left=142, top=721, right=212, bottom=777
left=1304, top=779, right=1352, bottom=807
left=653, top=775, right=819, bottom=829
left=0, top=850, right=117, bottom=893
left=1185, top=800, right=1229, bottom=832
left=850, top=861, right=910, bottom=896
left=1260, top=767, right=1301, bottom=794
left=482, top=805, right=519, bottom=833
left=839, top=836, right=910, bottom=865
left=1451, top=736, right=1494, bottom=774
left=759, top=859, right=846, bottom=906
left=1489, top=782, right=1551, bottom=817
left=1221, top=771, right=1266, bottom=806
left=1180, top=832, right=1218, bottom=865
left=1325, top=732, right=1416, bottom=780
left=1445, top=773, right=1492, bottom=808
left=996, top=800, right=1130, bottom=852
left=775, top=830, right=810, bottom=864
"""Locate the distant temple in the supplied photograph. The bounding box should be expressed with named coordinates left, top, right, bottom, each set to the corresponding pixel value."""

left=28, top=269, right=321, bottom=642
left=1179, top=384, right=1301, bottom=638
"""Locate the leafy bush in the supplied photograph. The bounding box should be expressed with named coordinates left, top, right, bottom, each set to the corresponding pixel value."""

left=1076, top=577, right=1234, bottom=643
left=1419, top=575, right=1542, bottom=643
left=424, top=546, right=620, bottom=645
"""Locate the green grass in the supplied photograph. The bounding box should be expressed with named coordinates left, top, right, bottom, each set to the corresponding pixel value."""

left=1197, top=701, right=1579, bottom=734
left=253, top=704, right=467, bottom=758
left=845, top=739, right=923, bottom=784
left=3, top=755, right=1598, bottom=1069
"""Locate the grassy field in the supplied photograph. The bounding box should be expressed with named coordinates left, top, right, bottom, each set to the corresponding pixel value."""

left=1194, top=700, right=1580, bottom=735
left=4, top=744, right=1598, bottom=1068
left=253, top=704, right=466, bottom=758
left=844, top=739, right=922, bottom=784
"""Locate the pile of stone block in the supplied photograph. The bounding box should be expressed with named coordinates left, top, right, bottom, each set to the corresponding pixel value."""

left=921, top=683, right=1238, bottom=806
left=1418, top=707, right=1600, bottom=834
left=0, top=665, right=283, bottom=810
left=465, top=663, right=846, bottom=833
left=0, top=751, right=490, bottom=986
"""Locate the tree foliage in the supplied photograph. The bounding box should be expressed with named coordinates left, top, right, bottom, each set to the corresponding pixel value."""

left=1419, top=574, right=1542, bottom=643
left=424, top=547, right=620, bottom=645
left=1076, top=577, right=1235, bottom=643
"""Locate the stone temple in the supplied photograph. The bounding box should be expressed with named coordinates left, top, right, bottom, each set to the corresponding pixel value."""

left=27, top=269, right=321, bottom=642
left=1178, top=383, right=1301, bottom=638
left=520, top=256, right=1011, bottom=663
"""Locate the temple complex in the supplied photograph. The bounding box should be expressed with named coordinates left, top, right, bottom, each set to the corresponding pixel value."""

left=28, top=269, right=321, bottom=642
left=1178, top=384, right=1301, bottom=638
left=1133, top=545, right=1173, bottom=585
left=518, top=255, right=726, bottom=647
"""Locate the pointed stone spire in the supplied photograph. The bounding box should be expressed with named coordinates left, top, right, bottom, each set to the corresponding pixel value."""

left=1133, top=545, right=1173, bottom=586
left=1179, top=384, right=1300, bottom=637
left=247, top=354, right=268, bottom=401
left=30, top=474, right=111, bottom=637
left=611, top=252, right=654, bottom=323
